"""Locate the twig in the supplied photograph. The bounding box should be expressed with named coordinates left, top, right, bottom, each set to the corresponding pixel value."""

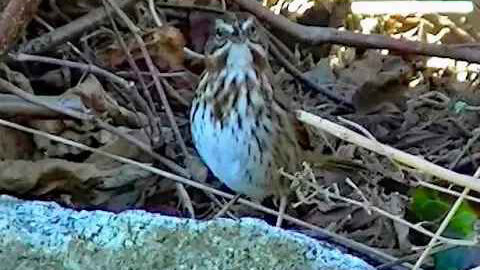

left=104, top=0, right=194, bottom=217
left=232, top=0, right=480, bottom=64
left=449, top=129, right=480, bottom=169
left=33, top=16, right=83, bottom=57
left=183, top=47, right=205, bottom=60
left=19, top=0, right=137, bottom=54
left=0, top=78, right=91, bottom=120
left=268, top=40, right=352, bottom=107
left=412, top=186, right=472, bottom=269
left=0, top=76, right=187, bottom=178
left=0, top=93, right=84, bottom=119
left=48, top=0, right=71, bottom=22
left=416, top=180, right=480, bottom=204
left=281, top=170, right=476, bottom=246
left=377, top=244, right=453, bottom=270
left=9, top=52, right=158, bottom=133
left=263, top=27, right=296, bottom=64
left=104, top=5, right=161, bottom=144
left=0, top=117, right=406, bottom=267
left=105, top=0, right=189, bottom=158
left=297, top=110, right=480, bottom=193
left=154, top=2, right=226, bottom=14
left=10, top=53, right=130, bottom=87
left=275, top=195, right=287, bottom=227
left=148, top=0, right=163, bottom=27
left=213, top=194, right=241, bottom=219
left=161, top=78, right=190, bottom=107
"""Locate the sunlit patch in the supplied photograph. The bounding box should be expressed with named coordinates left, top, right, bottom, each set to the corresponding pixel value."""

left=287, top=0, right=314, bottom=15
left=426, top=57, right=456, bottom=69
left=352, top=1, right=473, bottom=15
left=267, top=0, right=314, bottom=15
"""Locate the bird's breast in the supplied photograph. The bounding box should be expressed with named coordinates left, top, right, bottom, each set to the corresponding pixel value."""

left=190, top=86, right=275, bottom=199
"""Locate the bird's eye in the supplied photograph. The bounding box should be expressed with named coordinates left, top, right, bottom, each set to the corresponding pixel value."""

left=245, top=25, right=256, bottom=36
left=216, top=27, right=230, bottom=39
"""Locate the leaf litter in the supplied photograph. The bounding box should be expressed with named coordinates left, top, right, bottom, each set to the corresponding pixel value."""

left=0, top=0, right=479, bottom=265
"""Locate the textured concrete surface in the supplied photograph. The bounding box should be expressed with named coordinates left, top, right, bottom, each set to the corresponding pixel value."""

left=0, top=195, right=374, bottom=270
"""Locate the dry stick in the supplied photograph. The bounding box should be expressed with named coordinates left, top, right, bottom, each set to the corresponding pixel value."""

left=263, top=28, right=297, bottom=65
left=161, top=79, right=190, bottom=107
left=449, top=129, right=480, bottom=170
left=146, top=1, right=202, bottom=218
left=104, top=4, right=161, bottom=145
left=208, top=195, right=238, bottom=220
left=0, top=76, right=187, bottom=178
left=148, top=0, right=163, bottom=27
left=0, top=78, right=91, bottom=121
left=417, top=180, right=480, bottom=204
left=0, top=117, right=406, bottom=267
left=10, top=53, right=130, bottom=88
left=0, top=93, right=87, bottom=119
left=33, top=16, right=83, bottom=57
left=377, top=244, right=453, bottom=270
left=105, top=0, right=189, bottom=157
left=275, top=195, right=287, bottom=227
left=297, top=110, right=480, bottom=193
left=10, top=53, right=160, bottom=155
left=19, top=0, right=136, bottom=54
left=155, top=2, right=226, bottom=14
left=232, top=0, right=480, bottom=64
left=145, top=3, right=191, bottom=108
left=104, top=0, right=194, bottom=217
left=281, top=170, right=474, bottom=246
left=413, top=186, right=472, bottom=270
left=268, top=40, right=352, bottom=107
left=213, top=194, right=241, bottom=219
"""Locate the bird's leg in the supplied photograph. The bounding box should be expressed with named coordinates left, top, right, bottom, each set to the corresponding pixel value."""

left=213, top=194, right=241, bottom=219
left=275, top=195, right=288, bottom=227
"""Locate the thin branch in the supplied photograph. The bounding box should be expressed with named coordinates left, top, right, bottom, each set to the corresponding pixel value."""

left=0, top=117, right=406, bottom=267
left=19, top=0, right=137, bottom=54
left=10, top=53, right=130, bottom=87
left=0, top=76, right=187, bottom=177
left=104, top=0, right=193, bottom=217
left=413, top=186, right=472, bottom=269
left=233, top=0, right=480, bottom=64
left=416, top=180, right=480, bottom=204
left=105, top=0, right=189, bottom=158
left=297, top=110, right=480, bottom=193
left=268, top=37, right=352, bottom=107
left=0, top=78, right=91, bottom=120
left=104, top=5, right=160, bottom=144
left=281, top=170, right=476, bottom=246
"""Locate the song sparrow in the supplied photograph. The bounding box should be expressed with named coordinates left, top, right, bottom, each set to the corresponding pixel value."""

left=190, top=15, right=307, bottom=202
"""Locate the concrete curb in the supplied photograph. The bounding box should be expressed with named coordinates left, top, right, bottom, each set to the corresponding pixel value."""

left=0, top=195, right=374, bottom=270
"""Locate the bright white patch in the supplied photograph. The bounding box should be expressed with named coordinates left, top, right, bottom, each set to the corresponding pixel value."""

left=352, top=1, right=473, bottom=15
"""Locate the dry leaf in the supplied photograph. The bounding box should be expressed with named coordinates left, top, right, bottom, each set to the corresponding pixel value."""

left=0, top=126, right=34, bottom=160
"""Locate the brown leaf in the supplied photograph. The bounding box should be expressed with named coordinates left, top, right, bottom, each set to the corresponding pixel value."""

left=0, top=126, right=34, bottom=159
left=145, top=26, right=186, bottom=70
left=0, top=159, right=102, bottom=194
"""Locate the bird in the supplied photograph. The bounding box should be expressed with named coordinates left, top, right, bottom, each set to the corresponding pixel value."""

left=190, top=15, right=355, bottom=225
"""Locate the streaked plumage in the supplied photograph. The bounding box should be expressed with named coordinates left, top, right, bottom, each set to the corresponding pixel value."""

left=190, top=16, right=303, bottom=200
